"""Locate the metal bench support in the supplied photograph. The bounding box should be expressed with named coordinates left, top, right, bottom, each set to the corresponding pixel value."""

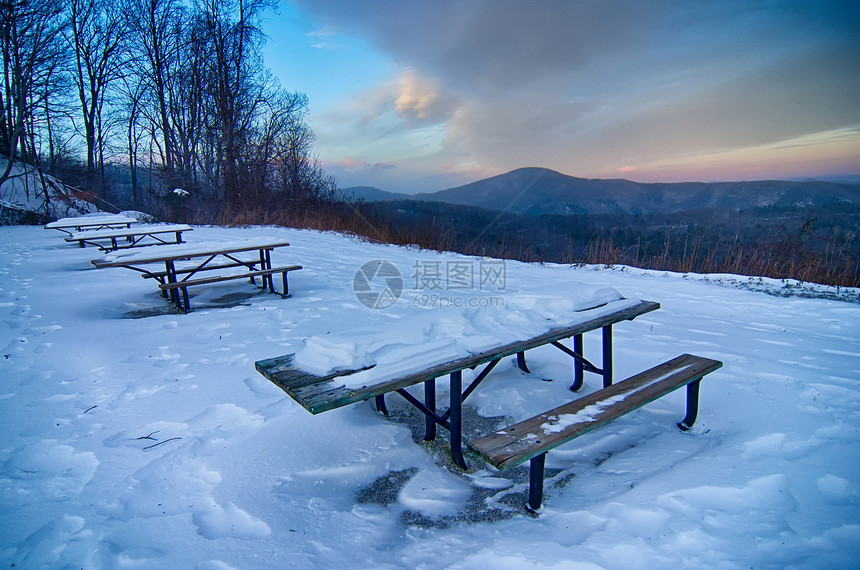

left=469, top=354, right=722, bottom=511
left=678, top=379, right=700, bottom=431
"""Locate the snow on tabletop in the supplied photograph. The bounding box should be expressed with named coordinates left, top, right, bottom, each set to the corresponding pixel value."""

left=99, top=237, right=290, bottom=263
left=67, top=224, right=191, bottom=240
left=46, top=213, right=136, bottom=228
left=1, top=224, right=859, bottom=569
left=293, top=287, right=633, bottom=387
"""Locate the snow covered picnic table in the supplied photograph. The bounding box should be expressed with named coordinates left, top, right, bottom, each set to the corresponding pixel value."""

left=91, top=238, right=299, bottom=312
left=44, top=213, right=137, bottom=236
left=256, top=290, right=661, bottom=472
left=64, top=224, right=192, bottom=251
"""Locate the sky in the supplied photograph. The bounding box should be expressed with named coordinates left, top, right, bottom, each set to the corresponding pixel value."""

left=261, top=1, right=860, bottom=194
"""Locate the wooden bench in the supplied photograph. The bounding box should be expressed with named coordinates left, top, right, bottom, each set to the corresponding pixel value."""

left=158, top=265, right=302, bottom=312
left=468, top=353, right=723, bottom=511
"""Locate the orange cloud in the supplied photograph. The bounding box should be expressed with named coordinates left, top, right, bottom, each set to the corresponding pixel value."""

left=394, top=69, right=441, bottom=120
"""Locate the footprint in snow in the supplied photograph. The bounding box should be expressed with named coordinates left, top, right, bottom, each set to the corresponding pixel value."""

left=1, top=440, right=98, bottom=501
left=192, top=501, right=272, bottom=540
left=3, top=514, right=96, bottom=569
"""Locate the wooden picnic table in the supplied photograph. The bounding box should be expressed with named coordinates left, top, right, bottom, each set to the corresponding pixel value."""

left=92, top=239, right=299, bottom=312
left=65, top=224, right=192, bottom=251
left=45, top=214, right=137, bottom=236
left=256, top=298, right=660, bottom=469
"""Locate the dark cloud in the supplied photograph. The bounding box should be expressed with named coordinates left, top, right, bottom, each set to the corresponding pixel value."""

left=292, top=0, right=669, bottom=90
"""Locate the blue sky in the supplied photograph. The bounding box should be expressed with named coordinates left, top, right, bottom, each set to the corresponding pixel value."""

left=262, top=1, right=860, bottom=193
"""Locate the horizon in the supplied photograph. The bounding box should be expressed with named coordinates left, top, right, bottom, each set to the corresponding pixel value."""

left=337, top=165, right=860, bottom=196
left=262, top=1, right=860, bottom=195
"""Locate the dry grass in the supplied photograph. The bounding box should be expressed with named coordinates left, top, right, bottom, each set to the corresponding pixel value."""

left=580, top=231, right=859, bottom=288
left=210, top=202, right=859, bottom=289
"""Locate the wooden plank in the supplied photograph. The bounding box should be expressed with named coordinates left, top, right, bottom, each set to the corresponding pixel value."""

left=468, top=354, right=723, bottom=470
left=158, top=265, right=302, bottom=289
left=255, top=299, right=660, bottom=414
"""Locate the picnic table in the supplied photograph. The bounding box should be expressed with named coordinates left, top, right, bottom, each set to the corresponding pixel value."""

left=257, top=297, right=658, bottom=463
left=256, top=294, right=723, bottom=509
left=45, top=214, right=137, bottom=236
left=65, top=224, right=192, bottom=251
left=92, top=238, right=301, bottom=312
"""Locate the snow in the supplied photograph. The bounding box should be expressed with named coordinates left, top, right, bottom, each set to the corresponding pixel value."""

left=45, top=214, right=138, bottom=230
left=99, top=237, right=291, bottom=264
left=540, top=363, right=700, bottom=434
left=1, top=223, right=859, bottom=569
left=292, top=293, right=637, bottom=386
left=0, top=160, right=100, bottom=220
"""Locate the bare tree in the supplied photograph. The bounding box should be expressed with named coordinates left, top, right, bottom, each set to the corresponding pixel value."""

left=196, top=0, right=274, bottom=208
left=125, top=0, right=183, bottom=175
left=64, top=0, right=127, bottom=191
left=0, top=0, right=67, bottom=194
left=118, top=72, right=146, bottom=208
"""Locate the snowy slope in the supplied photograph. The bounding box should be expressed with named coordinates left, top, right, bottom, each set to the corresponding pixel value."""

left=0, top=160, right=99, bottom=221
left=1, top=224, right=858, bottom=569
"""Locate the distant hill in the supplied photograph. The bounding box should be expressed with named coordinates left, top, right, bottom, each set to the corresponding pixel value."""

left=415, top=168, right=860, bottom=216
left=341, top=186, right=411, bottom=202
left=348, top=167, right=860, bottom=216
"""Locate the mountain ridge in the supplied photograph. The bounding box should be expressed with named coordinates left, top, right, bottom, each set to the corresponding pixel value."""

left=343, top=167, right=860, bottom=216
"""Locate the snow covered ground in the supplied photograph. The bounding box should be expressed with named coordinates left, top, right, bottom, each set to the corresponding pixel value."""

left=1, top=224, right=858, bottom=569
left=0, top=160, right=99, bottom=222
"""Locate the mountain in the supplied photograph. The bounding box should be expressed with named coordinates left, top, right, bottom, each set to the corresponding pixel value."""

left=385, top=167, right=860, bottom=216
left=341, top=186, right=412, bottom=202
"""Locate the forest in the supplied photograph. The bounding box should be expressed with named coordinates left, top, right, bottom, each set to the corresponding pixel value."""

left=1, top=0, right=335, bottom=223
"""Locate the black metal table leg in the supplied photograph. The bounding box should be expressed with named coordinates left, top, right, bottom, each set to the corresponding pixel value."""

left=528, top=453, right=547, bottom=512
left=449, top=370, right=467, bottom=469
left=374, top=395, right=388, bottom=415
left=516, top=351, right=530, bottom=373
left=602, top=325, right=613, bottom=388
left=264, top=249, right=275, bottom=291
left=570, top=333, right=584, bottom=391
left=424, top=378, right=436, bottom=441
left=165, top=260, right=180, bottom=306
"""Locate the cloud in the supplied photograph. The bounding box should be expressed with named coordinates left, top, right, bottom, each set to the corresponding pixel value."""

left=394, top=70, right=445, bottom=121
left=307, top=26, right=339, bottom=50
left=340, top=157, right=396, bottom=172
left=292, top=0, right=860, bottom=183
